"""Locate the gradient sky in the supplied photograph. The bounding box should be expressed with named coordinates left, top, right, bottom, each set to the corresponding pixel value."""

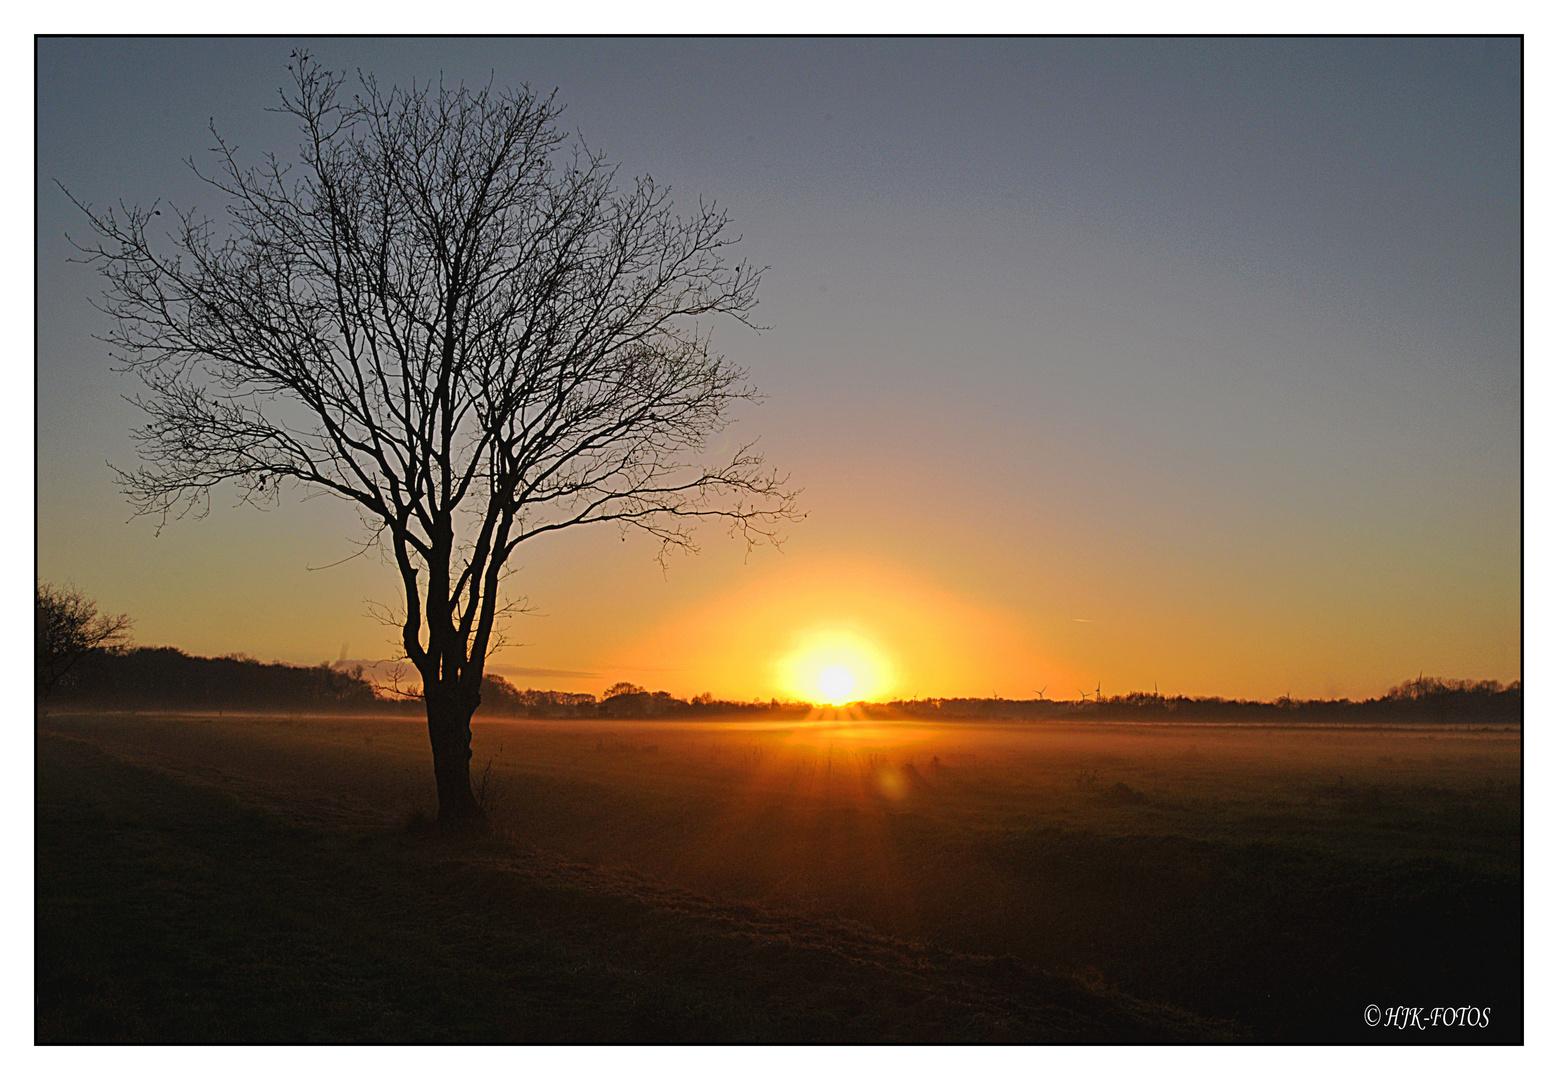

left=35, top=37, right=1521, bottom=702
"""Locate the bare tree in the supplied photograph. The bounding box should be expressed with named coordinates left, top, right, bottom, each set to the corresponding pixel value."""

left=66, top=55, right=796, bottom=829
left=36, top=582, right=132, bottom=702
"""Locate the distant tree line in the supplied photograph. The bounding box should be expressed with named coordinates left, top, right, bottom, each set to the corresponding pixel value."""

left=46, top=644, right=811, bottom=719
left=56, top=647, right=384, bottom=712
left=477, top=676, right=808, bottom=719
left=878, top=676, right=1521, bottom=725
left=50, top=646, right=1520, bottom=724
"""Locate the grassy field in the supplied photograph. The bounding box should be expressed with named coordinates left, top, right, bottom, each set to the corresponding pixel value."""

left=36, top=710, right=1521, bottom=1043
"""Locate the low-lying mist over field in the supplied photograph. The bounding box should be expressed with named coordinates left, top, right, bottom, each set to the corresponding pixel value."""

left=39, top=709, right=1520, bottom=1042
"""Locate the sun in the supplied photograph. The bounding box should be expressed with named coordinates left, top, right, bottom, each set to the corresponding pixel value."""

left=816, top=665, right=856, bottom=706
left=776, top=626, right=894, bottom=705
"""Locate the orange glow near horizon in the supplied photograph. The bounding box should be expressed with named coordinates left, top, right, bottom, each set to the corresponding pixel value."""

left=596, top=556, right=1073, bottom=703
left=777, top=626, right=895, bottom=704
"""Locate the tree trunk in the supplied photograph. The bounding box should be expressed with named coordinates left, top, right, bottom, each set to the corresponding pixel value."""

left=426, top=696, right=488, bottom=832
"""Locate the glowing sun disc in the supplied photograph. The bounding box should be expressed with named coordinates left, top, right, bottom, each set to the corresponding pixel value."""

left=817, top=665, right=856, bottom=705
left=776, top=626, right=894, bottom=704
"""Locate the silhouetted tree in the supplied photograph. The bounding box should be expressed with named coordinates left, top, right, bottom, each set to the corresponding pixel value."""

left=36, top=582, right=132, bottom=701
left=67, top=54, right=795, bottom=829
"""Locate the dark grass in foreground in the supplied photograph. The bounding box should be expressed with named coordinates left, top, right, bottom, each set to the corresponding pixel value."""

left=37, top=712, right=1521, bottom=1043
left=36, top=733, right=1229, bottom=1043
